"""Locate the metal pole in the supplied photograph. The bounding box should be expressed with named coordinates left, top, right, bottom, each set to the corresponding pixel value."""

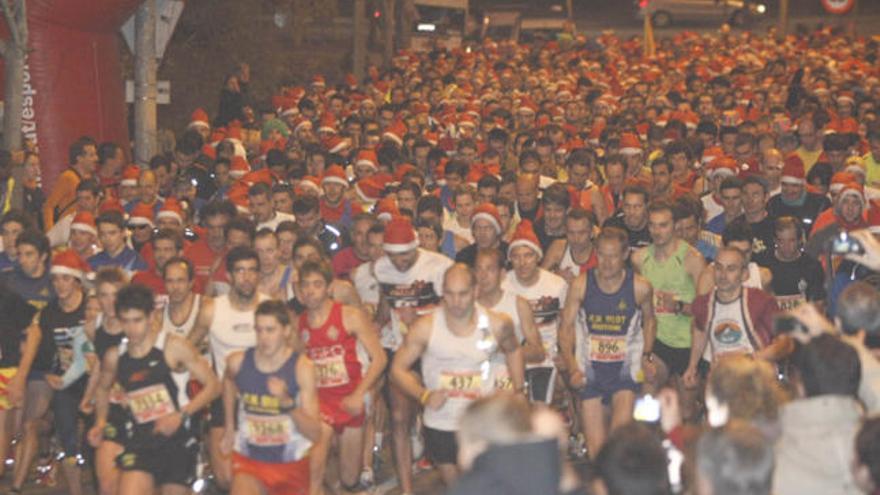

left=777, top=0, right=789, bottom=38
left=383, top=0, right=395, bottom=66
left=134, top=0, right=157, bottom=165
left=353, top=0, right=366, bottom=80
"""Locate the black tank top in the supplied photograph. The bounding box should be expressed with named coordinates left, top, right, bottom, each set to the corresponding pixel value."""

left=116, top=333, right=182, bottom=447
left=94, top=322, right=124, bottom=361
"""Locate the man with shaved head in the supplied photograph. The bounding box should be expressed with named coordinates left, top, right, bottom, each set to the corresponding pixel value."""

left=515, top=173, right=541, bottom=222
left=392, top=263, right=524, bottom=486
left=125, top=168, right=164, bottom=215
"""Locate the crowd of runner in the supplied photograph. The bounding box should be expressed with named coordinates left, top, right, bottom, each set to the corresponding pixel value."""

left=0, top=21, right=878, bottom=495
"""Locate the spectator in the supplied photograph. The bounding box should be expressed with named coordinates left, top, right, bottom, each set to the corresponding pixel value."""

left=593, top=422, right=670, bottom=495
left=695, top=421, right=775, bottom=495
left=448, top=393, right=560, bottom=495
left=43, top=136, right=97, bottom=229
left=774, top=334, right=863, bottom=495
left=835, top=281, right=880, bottom=414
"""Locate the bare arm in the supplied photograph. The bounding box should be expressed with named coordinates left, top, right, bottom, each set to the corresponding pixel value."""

left=332, top=280, right=362, bottom=307
left=92, top=347, right=119, bottom=429
left=343, top=306, right=387, bottom=396
left=495, top=313, right=525, bottom=392
left=516, top=296, right=546, bottom=364
left=540, top=239, right=566, bottom=271
left=390, top=314, right=432, bottom=401
left=222, top=351, right=245, bottom=434
left=292, top=355, right=323, bottom=442
left=187, top=296, right=215, bottom=348
left=558, top=272, right=587, bottom=372
left=15, top=321, right=41, bottom=379
left=167, top=335, right=220, bottom=416
left=686, top=319, right=709, bottom=374
left=630, top=247, right=646, bottom=274
left=681, top=247, right=706, bottom=314
left=591, top=188, right=609, bottom=224
left=697, top=262, right=715, bottom=296
left=635, top=275, right=656, bottom=354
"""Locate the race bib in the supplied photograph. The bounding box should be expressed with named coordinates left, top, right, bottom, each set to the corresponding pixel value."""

left=775, top=294, right=806, bottom=311
left=439, top=371, right=482, bottom=400
left=589, top=335, right=627, bottom=362
left=245, top=414, right=292, bottom=447
left=127, top=384, right=175, bottom=424
left=492, top=367, right=513, bottom=391
left=313, top=353, right=350, bottom=388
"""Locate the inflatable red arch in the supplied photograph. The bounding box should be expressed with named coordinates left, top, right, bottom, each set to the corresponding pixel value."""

left=0, top=0, right=144, bottom=188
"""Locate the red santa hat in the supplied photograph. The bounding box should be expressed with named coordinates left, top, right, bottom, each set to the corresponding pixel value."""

left=618, top=133, right=642, bottom=156
left=355, top=149, right=379, bottom=171
left=383, top=216, right=419, bottom=253
left=311, top=74, right=326, bottom=87
left=471, top=203, right=502, bottom=234
left=157, top=198, right=184, bottom=224
left=507, top=219, right=542, bottom=258
left=230, top=156, right=251, bottom=179
left=707, top=156, right=739, bottom=179
left=830, top=172, right=858, bottom=194
left=375, top=197, right=400, bottom=222
left=354, top=176, right=384, bottom=203
left=50, top=249, right=91, bottom=280
left=838, top=182, right=865, bottom=205
left=297, top=176, right=322, bottom=196
left=781, top=154, right=806, bottom=184
left=120, top=165, right=141, bottom=187
left=70, top=212, right=97, bottom=237
left=321, top=165, right=349, bottom=188
left=318, top=113, right=338, bottom=134
left=187, top=108, right=210, bottom=130
left=324, top=135, right=351, bottom=154
left=129, top=203, right=155, bottom=228
left=99, top=197, right=125, bottom=215
left=383, top=120, right=407, bottom=146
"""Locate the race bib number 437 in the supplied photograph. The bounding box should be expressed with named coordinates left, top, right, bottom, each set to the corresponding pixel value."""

left=439, top=371, right=482, bottom=400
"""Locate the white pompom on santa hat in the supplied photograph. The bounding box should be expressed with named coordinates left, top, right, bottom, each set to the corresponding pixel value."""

left=50, top=249, right=91, bottom=280
left=507, top=219, right=542, bottom=258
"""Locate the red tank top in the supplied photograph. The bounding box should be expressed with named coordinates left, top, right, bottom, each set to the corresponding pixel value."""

left=298, top=302, right=361, bottom=395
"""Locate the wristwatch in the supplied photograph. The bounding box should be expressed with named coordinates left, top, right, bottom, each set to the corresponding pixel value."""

left=674, top=301, right=685, bottom=314
left=642, top=352, right=654, bottom=362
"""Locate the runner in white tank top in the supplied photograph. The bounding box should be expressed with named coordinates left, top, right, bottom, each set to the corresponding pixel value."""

left=474, top=248, right=546, bottom=367
left=210, top=292, right=269, bottom=379
left=420, top=304, right=496, bottom=431
left=161, top=294, right=202, bottom=406
left=390, top=264, right=524, bottom=483
left=162, top=294, right=201, bottom=338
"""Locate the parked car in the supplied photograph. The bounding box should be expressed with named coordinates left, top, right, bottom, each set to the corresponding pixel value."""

left=635, top=0, right=767, bottom=27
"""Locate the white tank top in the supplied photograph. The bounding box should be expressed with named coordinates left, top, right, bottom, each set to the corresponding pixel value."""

left=559, top=244, right=580, bottom=275
left=702, top=262, right=762, bottom=361
left=210, top=293, right=268, bottom=379
left=162, top=294, right=202, bottom=407
left=706, top=292, right=756, bottom=359
left=162, top=294, right=201, bottom=339
left=486, top=290, right=522, bottom=343
left=421, top=305, right=497, bottom=431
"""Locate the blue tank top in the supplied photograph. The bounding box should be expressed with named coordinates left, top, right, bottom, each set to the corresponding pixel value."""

left=579, top=269, right=643, bottom=372
left=234, top=348, right=311, bottom=463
